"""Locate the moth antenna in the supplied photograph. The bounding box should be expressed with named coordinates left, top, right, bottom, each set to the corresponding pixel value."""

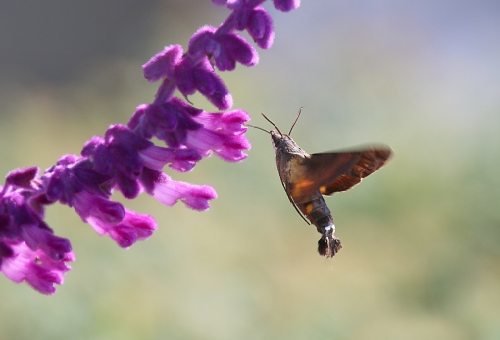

left=288, top=107, right=303, bottom=135
left=261, top=113, right=282, bottom=135
left=245, top=123, right=271, bottom=135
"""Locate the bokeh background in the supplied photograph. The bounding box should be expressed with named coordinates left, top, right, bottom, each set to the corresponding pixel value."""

left=1, top=1, right=499, bottom=339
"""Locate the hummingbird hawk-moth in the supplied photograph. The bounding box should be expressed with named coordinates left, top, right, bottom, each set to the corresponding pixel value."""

left=248, top=109, right=393, bottom=258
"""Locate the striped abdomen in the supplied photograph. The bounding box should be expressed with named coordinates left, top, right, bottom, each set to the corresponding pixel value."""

left=295, top=191, right=342, bottom=257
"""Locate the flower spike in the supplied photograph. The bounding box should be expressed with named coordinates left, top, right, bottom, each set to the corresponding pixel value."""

left=0, top=0, right=300, bottom=294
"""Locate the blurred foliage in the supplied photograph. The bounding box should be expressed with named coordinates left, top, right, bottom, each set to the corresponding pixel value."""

left=1, top=1, right=500, bottom=339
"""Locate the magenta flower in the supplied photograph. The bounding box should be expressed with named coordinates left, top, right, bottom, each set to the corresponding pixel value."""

left=1, top=241, right=74, bottom=295
left=188, top=25, right=259, bottom=71
left=88, top=208, right=157, bottom=248
left=0, top=167, right=74, bottom=294
left=0, top=0, right=300, bottom=294
left=143, top=171, right=218, bottom=211
left=273, top=0, right=300, bottom=12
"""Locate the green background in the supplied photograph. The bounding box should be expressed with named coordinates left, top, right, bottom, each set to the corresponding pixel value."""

left=0, top=1, right=499, bottom=339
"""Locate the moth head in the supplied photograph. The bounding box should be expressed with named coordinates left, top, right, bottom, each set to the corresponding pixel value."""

left=270, top=130, right=288, bottom=149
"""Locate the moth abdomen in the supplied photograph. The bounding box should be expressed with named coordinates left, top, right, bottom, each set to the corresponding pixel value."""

left=298, top=197, right=331, bottom=227
left=296, top=195, right=342, bottom=257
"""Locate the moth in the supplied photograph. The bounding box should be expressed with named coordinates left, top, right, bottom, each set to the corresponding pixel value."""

left=248, top=109, right=393, bottom=258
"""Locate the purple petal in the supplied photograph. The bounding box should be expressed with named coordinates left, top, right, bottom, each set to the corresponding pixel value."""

left=73, top=191, right=125, bottom=229
left=151, top=173, right=217, bottom=211
left=128, top=105, right=156, bottom=140
left=142, top=45, right=183, bottom=82
left=72, top=166, right=113, bottom=195
left=174, top=58, right=197, bottom=97
left=167, top=97, right=204, bottom=117
left=123, top=210, right=157, bottom=239
left=139, top=146, right=201, bottom=172
left=107, top=144, right=142, bottom=177
left=0, top=241, right=14, bottom=267
left=248, top=7, right=275, bottom=49
left=162, top=101, right=203, bottom=131
left=5, top=167, right=38, bottom=189
left=81, top=136, right=105, bottom=157
left=115, top=172, right=141, bottom=199
left=108, top=209, right=157, bottom=247
left=21, top=224, right=72, bottom=261
left=217, top=33, right=258, bottom=69
left=181, top=185, right=219, bottom=210
left=213, top=48, right=235, bottom=72
left=138, top=168, right=162, bottom=194
left=1, top=241, right=73, bottom=295
left=145, top=103, right=179, bottom=131
left=215, top=135, right=251, bottom=162
left=273, top=0, right=300, bottom=12
left=108, top=225, right=137, bottom=248
left=42, top=234, right=72, bottom=261
left=91, top=144, right=115, bottom=176
left=45, top=170, right=65, bottom=202
left=233, top=3, right=252, bottom=31
left=56, top=154, right=80, bottom=166
left=184, top=109, right=251, bottom=161
left=193, top=110, right=250, bottom=135
left=105, top=124, right=153, bottom=151
left=193, top=69, right=233, bottom=110
left=176, top=57, right=233, bottom=110
left=128, top=104, right=146, bottom=129
left=188, top=26, right=217, bottom=60
left=4, top=192, right=39, bottom=230
left=138, top=146, right=177, bottom=171
left=185, top=129, right=225, bottom=157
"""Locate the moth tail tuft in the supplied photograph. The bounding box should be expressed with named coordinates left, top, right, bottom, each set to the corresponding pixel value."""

left=318, top=235, right=342, bottom=258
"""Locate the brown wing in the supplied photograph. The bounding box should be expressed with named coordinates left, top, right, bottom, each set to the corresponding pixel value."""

left=290, top=146, right=392, bottom=201
left=289, top=152, right=362, bottom=201
left=318, top=147, right=392, bottom=195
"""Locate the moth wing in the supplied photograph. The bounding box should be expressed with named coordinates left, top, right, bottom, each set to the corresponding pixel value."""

left=316, top=147, right=392, bottom=196
left=289, top=152, right=360, bottom=201
left=291, top=146, right=392, bottom=200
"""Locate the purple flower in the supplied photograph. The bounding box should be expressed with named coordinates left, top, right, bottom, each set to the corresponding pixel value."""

left=73, top=191, right=125, bottom=227
left=82, top=124, right=203, bottom=198
left=273, top=0, right=300, bottom=12
left=143, top=44, right=183, bottom=82
left=128, top=98, right=251, bottom=163
left=188, top=26, right=259, bottom=71
left=193, top=109, right=249, bottom=135
left=247, top=7, right=275, bottom=49
left=88, top=208, right=157, bottom=248
left=0, top=0, right=300, bottom=294
left=140, top=169, right=217, bottom=211
left=215, top=2, right=274, bottom=49
left=0, top=167, right=75, bottom=294
left=138, top=145, right=202, bottom=172
left=192, top=109, right=250, bottom=161
left=175, top=57, right=233, bottom=110
left=0, top=240, right=74, bottom=295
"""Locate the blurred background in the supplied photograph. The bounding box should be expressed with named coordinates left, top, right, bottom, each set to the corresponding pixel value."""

left=0, top=1, right=499, bottom=339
